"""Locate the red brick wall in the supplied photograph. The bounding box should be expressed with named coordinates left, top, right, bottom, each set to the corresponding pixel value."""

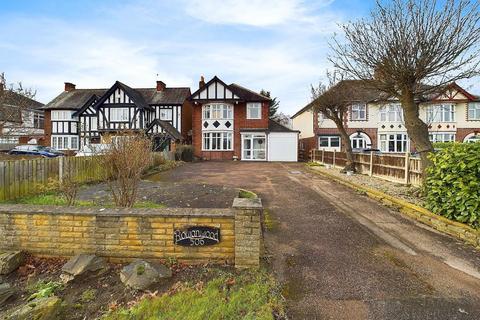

left=456, top=128, right=479, bottom=142
left=192, top=101, right=269, bottom=160
left=43, top=110, right=52, bottom=147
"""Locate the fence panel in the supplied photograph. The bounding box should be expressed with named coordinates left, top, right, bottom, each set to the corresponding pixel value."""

left=311, top=149, right=423, bottom=186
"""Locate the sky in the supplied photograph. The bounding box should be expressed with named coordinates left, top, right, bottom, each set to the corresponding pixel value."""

left=2, top=0, right=457, bottom=116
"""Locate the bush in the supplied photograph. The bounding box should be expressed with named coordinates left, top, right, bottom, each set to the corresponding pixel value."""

left=432, top=141, right=455, bottom=149
left=425, top=143, right=480, bottom=228
left=175, top=145, right=194, bottom=162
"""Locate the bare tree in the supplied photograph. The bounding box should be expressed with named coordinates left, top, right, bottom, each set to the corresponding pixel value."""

left=97, top=132, right=152, bottom=208
left=330, top=0, right=480, bottom=170
left=310, top=72, right=359, bottom=173
left=0, top=72, right=42, bottom=143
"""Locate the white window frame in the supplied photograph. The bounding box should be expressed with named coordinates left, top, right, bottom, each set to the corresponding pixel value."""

left=429, top=132, right=456, bottom=143
left=160, top=109, right=173, bottom=121
left=379, top=133, right=409, bottom=153
left=427, top=104, right=456, bottom=123
left=246, top=103, right=262, bottom=120
left=318, top=135, right=341, bottom=149
left=380, top=104, right=403, bottom=122
left=202, top=131, right=233, bottom=151
left=467, top=103, right=480, bottom=120
left=349, top=132, right=371, bottom=149
left=202, top=103, right=233, bottom=120
left=241, top=133, right=267, bottom=161
left=351, top=103, right=367, bottom=121
left=51, top=110, right=75, bottom=121
left=51, top=135, right=79, bottom=150
left=110, top=108, right=129, bottom=122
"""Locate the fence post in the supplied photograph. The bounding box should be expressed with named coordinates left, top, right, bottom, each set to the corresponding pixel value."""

left=404, top=152, right=410, bottom=184
left=322, top=149, right=324, bottom=164
left=333, top=149, right=336, bottom=168
left=369, top=151, right=374, bottom=176
left=59, top=157, right=64, bottom=184
left=312, top=149, right=316, bottom=162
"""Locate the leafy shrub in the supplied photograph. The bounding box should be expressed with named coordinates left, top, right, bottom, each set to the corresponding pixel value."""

left=432, top=142, right=455, bottom=149
left=425, top=143, right=480, bottom=228
left=175, top=145, right=194, bottom=162
left=28, top=280, right=63, bottom=301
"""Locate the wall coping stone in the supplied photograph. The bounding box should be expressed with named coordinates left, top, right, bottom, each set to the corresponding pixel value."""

left=0, top=204, right=235, bottom=218
left=232, top=198, right=263, bottom=209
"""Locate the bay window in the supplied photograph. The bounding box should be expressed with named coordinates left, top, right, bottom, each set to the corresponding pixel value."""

left=202, top=132, right=233, bottom=151
left=247, top=103, right=262, bottom=119
left=202, top=104, right=233, bottom=120
left=379, top=133, right=409, bottom=153
left=380, top=104, right=403, bottom=122
left=318, top=135, right=341, bottom=149
left=429, top=133, right=455, bottom=143
left=467, top=103, right=480, bottom=120
left=427, top=104, right=455, bottom=122
left=51, top=135, right=79, bottom=150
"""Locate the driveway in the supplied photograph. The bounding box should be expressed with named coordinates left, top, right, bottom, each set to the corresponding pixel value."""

left=160, top=161, right=480, bottom=320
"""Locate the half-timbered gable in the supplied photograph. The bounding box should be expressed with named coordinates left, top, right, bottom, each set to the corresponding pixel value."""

left=43, top=81, right=191, bottom=151
left=190, top=76, right=240, bottom=101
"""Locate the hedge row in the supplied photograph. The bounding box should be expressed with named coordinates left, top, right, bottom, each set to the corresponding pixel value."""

left=425, top=143, right=480, bottom=229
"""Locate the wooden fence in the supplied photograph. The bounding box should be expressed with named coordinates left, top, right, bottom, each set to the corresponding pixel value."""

left=311, top=149, right=423, bottom=186
left=0, top=156, right=104, bottom=201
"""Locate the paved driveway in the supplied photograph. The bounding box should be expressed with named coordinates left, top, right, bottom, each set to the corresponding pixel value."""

left=161, top=161, right=480, bottom=320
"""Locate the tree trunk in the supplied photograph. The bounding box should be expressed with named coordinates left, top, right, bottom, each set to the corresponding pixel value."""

left=400, top=88, right=433, bottom=176
left=334, top=119, right=356, bottom=173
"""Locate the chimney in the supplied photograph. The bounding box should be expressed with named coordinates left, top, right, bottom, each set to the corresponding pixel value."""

left=64, top=82, right=76, bottom=92
left=199, top=75, right=205, bottom=89
left=156, top=80, right=166, bottom=91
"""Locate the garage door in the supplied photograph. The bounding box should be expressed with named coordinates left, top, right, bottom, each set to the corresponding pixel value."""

left=268, top=132, right=298, bottom=162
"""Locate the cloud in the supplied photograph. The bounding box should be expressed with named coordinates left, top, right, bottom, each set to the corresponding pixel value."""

left=184, top=0, right=334, bottom=28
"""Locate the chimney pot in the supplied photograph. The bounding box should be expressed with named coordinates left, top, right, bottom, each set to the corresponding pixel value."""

left=199, top=76, right=205, bottom=89
left=156, top=80, right=166, bottom=91
left=64, top=82, right=76, bottom=92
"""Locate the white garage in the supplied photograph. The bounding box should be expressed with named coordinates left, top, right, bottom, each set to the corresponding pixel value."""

left=267, top=120, right=299, bottom=162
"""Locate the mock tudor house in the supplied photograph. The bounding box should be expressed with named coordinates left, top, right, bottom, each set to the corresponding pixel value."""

left=292, top=81, right=480, bottom=154
left=189, top=76, right=298, bottom=161
left=42, top=81, right=192, bottom=151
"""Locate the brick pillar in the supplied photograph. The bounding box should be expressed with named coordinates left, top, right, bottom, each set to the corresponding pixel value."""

left=232, top=198, right=262, bottom=268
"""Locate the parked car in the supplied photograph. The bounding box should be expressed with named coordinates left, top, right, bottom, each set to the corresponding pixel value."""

left=75, top=144, right=111, bottom=157
left=8, top=145, right=64, bottom=158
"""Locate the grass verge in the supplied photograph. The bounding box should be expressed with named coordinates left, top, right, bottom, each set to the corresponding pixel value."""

left=5, top=193, right=165, bottom=208
left=102, top=269, right=285, bottom=320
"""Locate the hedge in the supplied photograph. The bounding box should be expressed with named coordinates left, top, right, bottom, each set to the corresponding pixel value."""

left=425, top=143, right=480, bottom=228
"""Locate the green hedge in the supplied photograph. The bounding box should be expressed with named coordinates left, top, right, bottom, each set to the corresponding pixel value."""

left=425, top=143, right=480, bottom=228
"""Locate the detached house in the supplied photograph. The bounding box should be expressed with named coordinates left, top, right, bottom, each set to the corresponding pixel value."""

left=292, top=81, right=480, bottom=154
left=189, top=76, right=298, bottom=161
left=43, top=81, right=191, bottom=151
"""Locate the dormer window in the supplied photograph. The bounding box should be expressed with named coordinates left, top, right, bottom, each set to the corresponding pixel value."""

left=351, top=103, right=366, bottom=121
left=247, top=103, right=262, bottom=119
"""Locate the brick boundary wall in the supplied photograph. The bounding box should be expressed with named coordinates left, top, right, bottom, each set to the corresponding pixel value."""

left=0, top=198, right=263, bottom=268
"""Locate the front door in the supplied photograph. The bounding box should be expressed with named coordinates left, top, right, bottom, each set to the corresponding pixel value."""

left=242, top=133, right=266, bottom=161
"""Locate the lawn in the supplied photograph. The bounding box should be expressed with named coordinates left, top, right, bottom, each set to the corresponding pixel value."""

left=102, top=269, right=285, bottom=320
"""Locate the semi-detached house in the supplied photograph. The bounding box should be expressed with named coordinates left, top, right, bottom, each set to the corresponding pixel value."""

left=292, top=81, right=480, bottom=154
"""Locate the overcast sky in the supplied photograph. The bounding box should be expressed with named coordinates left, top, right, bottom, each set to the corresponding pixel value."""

left=1, top=0, right=478, bottom=115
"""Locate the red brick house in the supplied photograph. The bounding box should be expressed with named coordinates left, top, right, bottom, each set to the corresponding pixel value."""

left=189, top=76, right=298, bottom=161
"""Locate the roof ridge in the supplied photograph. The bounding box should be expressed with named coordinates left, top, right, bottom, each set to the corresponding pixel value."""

left=230, top=83, right=270, bottom=99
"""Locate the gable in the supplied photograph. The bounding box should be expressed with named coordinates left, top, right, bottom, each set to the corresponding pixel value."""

left=104, top=88, right=133, bottom=104
left=73, top=95, right=99, bottom=117
left=191, top=77, right=240, bottom=101
left=431, top=83, right=476, bottom=102
left=92, top=81, right=151, bottom=111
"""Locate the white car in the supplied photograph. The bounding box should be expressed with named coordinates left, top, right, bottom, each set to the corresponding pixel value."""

left=75, top=144, right=111, bottom=157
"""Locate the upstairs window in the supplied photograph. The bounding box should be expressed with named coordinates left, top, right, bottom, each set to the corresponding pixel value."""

left=247, top=103, right=262, bottom=119
left=110, top=108, right=129, bottom=122
left=33, top=112, right=44, bottom=129
left=468, top=103, right=480, bottom=120
left=202, top=103, right=233, bottom=120
left=427, top=104, right=455, bottom=122
left=351, top=103, right=367, bottom=121
left=380, top=104, right=403, bottom=122
left=51, top=110, right=74, bottom=121
left=160, top=109, right=173, bottom=121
